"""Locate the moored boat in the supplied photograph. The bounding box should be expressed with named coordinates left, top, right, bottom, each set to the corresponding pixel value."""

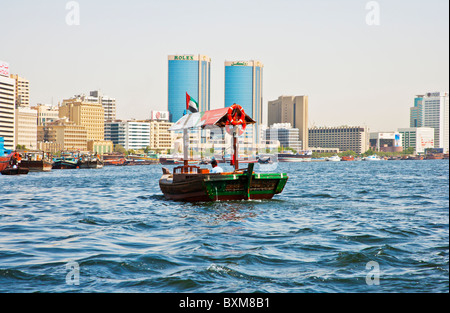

left=159, top=104, right=289, bottom=202
left=364, top=155, right=383, bottom=161
left=341, top=155, right=354, bottom=161
left=19, top=151, right=52, bottom=172
left=326, top=155, right=341, bottom=162
left=0, top=153, right=12, bottom=172
left=1, top=166, right=29, bottom=175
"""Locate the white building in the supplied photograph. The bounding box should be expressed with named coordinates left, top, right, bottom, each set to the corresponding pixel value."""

left=398, top=127, right=435, bottom=154
left=105, top=120, right=150, bottom=151
left=369, top=132, right=403, bottom=152
left=0, top=61, right=16, bottom=150
left=413, top=92, right=449, bottom=153
left=264, top=123, right=302, bottom=152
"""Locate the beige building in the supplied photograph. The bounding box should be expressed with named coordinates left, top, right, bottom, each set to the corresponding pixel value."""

left=33, top=104, right=60, bottom=126
left=10, top=74, right=30, bottom=107
left=149, top=120, right=175, bottom=151
left=87, top=140, right=114, bottom=155
left=15, top=106, right=37, bottom=149
left=268, top=96, right=309, bottom=150
left=308, top=126, right=370, bottom=154
left=0, top=68, right=16, bottom=150
left=39, top=118, right=87, bottom=152
left=59, top=97, right=105, bottom=141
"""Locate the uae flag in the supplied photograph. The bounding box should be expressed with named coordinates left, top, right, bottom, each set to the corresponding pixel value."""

left=186, top=92, right=199, bottom=113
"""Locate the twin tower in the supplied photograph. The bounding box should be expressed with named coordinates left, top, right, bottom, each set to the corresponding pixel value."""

left=167, top=55, right=263, bottom=127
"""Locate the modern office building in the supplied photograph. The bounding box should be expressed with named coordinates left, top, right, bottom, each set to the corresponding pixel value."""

left=411, top=92, right=449, bottom=152
left=224, top=60, right=263, bottom=144
left=398, top=127, right=435, bottom=154
left=308, top=126, right=369, bottom=154
left=168, top=54, right=211, bottom=122
left=264, top=123, right=302, bottom=152
left=369, top=132, right=403, bottom=153
left=10, top=74, right=30, bottom=107
left=267, top=95, right=308, bottom=149
left=0, top=61, right=15, bottom=150
left=15, top=106, right=37, bottom=149
left=59, top=97, right=105, bottom=142
left=104, top=120, right=150, bottom=151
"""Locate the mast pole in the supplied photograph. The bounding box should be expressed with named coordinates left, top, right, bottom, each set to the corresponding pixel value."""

left=183, top=128, right=189, bottom=168
left=233, top=126, right=239, bottom=171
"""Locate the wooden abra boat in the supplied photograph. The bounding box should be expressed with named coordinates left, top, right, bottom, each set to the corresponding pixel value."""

left=19, top=151, right=52, bottom=172
left=159, top=104, right=289, bottom=202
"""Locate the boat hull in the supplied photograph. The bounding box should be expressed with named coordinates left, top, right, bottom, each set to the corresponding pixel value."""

left=1, top=167, right=29, bottom=175
left=160, top=172, right=288, bottom=202
left=20, top=160, right=53, bottom=172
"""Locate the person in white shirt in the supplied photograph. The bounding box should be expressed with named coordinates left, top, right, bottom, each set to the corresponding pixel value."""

left=210, top=159, right=223, bottom=173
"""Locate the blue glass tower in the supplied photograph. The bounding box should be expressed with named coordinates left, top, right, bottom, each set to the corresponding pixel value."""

left=225, top=60, right=263, bottom=143
left=168, top=55, right=211, bottom=122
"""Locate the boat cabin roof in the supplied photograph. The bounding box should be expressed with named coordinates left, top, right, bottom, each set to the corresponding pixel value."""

left=169, top=107, right=256, bottom=131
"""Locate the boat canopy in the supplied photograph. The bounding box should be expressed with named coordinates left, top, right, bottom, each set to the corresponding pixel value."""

left=169, top=107, right=256, bottom=131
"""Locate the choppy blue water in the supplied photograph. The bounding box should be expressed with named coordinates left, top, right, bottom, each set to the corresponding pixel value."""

left=0, top=160, right=448, bottom=293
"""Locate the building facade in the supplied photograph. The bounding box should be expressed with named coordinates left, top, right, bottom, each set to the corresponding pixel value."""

left=369, top=132, right=403, bottom=153
left=398, top=127, right=435, bottom=154
left=267, top=95, right=308, bottom=149
left=39, top=118, right=88, bottom=152
left=308, top=126, right=369, bottom=154
left=0, top=61, right=15, bottom=150
left=264, top=123, right=302, bottom=152
left=88, top=90, right=116, bottom=121
left=224, top=60, right=263, bottom=145
left=411, top=92, right=449, bottom=152
left=59, top=97, right=105, bottom=142
left=105, top=120, right=151, bottom=151
left=34, top=104, right=60, bottom=126
left=168, top=54, right=211, bottom=122
left=15, top=106, right=37, bottom=149
left=10, top=74, right=30, bottom=107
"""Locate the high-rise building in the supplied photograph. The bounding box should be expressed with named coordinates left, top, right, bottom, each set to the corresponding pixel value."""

left=168, top=54, right=211, bottom=122
left=59, top=97, right=105, bottom=141
left=308, top=126, right=370, bottom=154
left=0, top=61, right=15, bottom=150
left=268, top=95, right=309, bottom=150
left=411, top=92, right=449, bottom=152
left=398, top=127, right=435, bottom=154
left=224, top=60, right=263, bottom=145
left=10, top=74, right=30, bottom=107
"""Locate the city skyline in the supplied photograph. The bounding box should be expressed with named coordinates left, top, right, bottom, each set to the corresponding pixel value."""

left=0, top=0, right=448, bottom=132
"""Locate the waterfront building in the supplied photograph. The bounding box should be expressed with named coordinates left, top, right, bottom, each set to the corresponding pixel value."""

left=39, top=118, right=88, bottom=152
left=369, top=132, right=403, bottom=153
left=168, top=54, right=211, bottom=122
left=15, top=106, right=37, bottom=149
left=398, top=127, right=435, bottom=154
left=33, top=104, right=60, bottom=126
left=148, top=113, right=174, bottom=152
left=10, top=74, right=30, bottom=107
left=264, top=123, right=302, bottom=152
left=59, top=97, right=105, bottom=142
left=104, top=120, right=150, bottom=151
left=308, top=126, right=369, bottom=154
left=87, top=140, right=114, bottom=155
left=267, top=95, right=308, bottom=149
left=224, top=60, right=263, bottom=144
left=410, top=92, right=449, bottom=152
left=0, top=61, right=16, bottom=150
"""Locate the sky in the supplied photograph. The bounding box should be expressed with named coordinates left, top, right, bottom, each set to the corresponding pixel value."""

left=0, top=0, right=448, bottom=132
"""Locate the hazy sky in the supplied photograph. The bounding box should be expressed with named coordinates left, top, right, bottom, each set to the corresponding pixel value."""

left=0, top=0, right=448, bottom=131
